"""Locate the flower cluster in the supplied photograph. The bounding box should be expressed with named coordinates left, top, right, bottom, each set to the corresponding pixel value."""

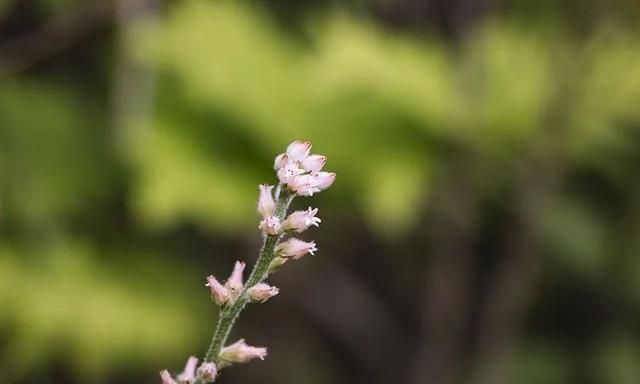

left=160, top=140, right=335, bottom=384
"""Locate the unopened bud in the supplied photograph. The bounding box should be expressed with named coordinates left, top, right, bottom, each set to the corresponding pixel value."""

left=274, top=153, right=288, bottom=170
left=257, top=184, right=275, bottom=218
left=248, top=283, right=279, bottom=303
left=205, top=275, right=230, bottom=306
left=300, top=154, right=326, bottom=173
left=225, top=261, right=245, bottom=296
left=176, top=356, right=198, bottom=383
left=220, top=339, right=268, bottom=364
left=285, top=140, right=311, bottom=162
left=267, top=256, right=288, bottom=274
left=160, top=370, right=178, bottom=384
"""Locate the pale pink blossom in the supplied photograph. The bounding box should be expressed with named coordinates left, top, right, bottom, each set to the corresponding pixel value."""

left=205, top=275, right=230, bottom=306
left=220, top=339, right=268, bottom=364
left=160, top=370, right=178, bottom=384
left=288, top=174, right=320, bottom=196
left=257, top=184, right=275, bottom=218
left=176, top=356, right=198, bottom=383
left=311, top=171, right=336, bottom=191
left=277, top=161, right=305, bottom=185
left=273, top=153, right=288, bottom=170
left=276, top=238, right=318, bottom=259
left=225, top=261, right=245, bottom=294
left=197, top=362, right=218, bottom=383
left=258, top=216, right=281, bottom=236
left=285, top=140, right=311, bottom=162
left=282, top=207, right=321, bottom=233
left=247, top=283, right=279, bottom=303
left=300, top=154, right=326, bottom=173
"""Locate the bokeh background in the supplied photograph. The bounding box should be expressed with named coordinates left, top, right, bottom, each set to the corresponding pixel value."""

left=1, top=0, right=640, bottom=383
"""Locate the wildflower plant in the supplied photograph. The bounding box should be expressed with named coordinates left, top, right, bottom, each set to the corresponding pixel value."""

left=160, top=141, right=335, bottom=383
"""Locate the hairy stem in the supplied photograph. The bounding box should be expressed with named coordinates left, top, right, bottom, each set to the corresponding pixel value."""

left=200, top=189, right=294, bottom=376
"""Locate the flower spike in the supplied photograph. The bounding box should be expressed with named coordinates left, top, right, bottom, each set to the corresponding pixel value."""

left=161, top=140, right=335, bottom=383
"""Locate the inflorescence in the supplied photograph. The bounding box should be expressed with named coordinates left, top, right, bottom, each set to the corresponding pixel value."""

left=160, top=140, right=335, bottom=384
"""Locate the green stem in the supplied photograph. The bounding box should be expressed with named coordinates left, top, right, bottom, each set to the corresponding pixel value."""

left=199, top=189, right=294, bottom=377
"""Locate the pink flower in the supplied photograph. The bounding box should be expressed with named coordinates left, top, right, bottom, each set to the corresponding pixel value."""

left=247, top=283, right=279, bottom=303
left=160, top=370, right=178, bottom=384
left=277, top=161, right=305, bottom=185
left=285, top=140, right=311, bottom=162
left=311, top=171, right=336, bottom=191
left=220, top=339, right=268, bottom=364
left=282, top=207, right=321, bottom=233
left=288, top=174, right=320, bottom=196
left=197, top=362, right=217, bottom=383
left=205, top=275, right=230, bottom=306
left=273, top=153, right=288, bottom=170
left=276, top=238, right=318, bottom=259
left=257, top=184, right=275, bottom=218
left=176, top=356, right=198, bottom=383
left=301, top=155, right=326, bottom=173
left=258, top=216, right=281, bottom=236
left=225, top=261, right=245, bottom=294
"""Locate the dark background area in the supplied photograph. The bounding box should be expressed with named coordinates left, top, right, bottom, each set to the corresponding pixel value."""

left=1, top=1, right=640, bottom=383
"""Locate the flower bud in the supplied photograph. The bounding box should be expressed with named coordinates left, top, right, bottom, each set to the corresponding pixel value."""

left=285, top=140, right=311, bottom=162
left=273, top=153, right=288, bottom=170
left=258, top=216, right=281, bottom=236
left=288, top=174, right=320, bottom=196
left=300, top=155, right=326, bottom=173
left=225, top=261, right=245, bottom=295
left=277, top=161, right=305, bottom=185
left=282, top=207, right=321, bottom=233
left=257, top=184, right=275, bottom=218
left=267, top=256, right=288, bottom=274
left=276, top=238, right=318, bottom=259
left=311, top=171, right=336, bottom=191
left=220, top=339, right=268, bottom=364
left=176, top=356, right=198, bottom=383
left=205, top=275, right=230, bottom=306
left=160, top=370, right=178, bottom=384
left=197, top=362, right=218, bottom=383
left=248, top=283, right=279, bottom=303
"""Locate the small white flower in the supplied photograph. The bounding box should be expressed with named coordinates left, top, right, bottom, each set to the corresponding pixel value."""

left=258, top=216, right=281, bottom=236
left=273, top=153, right=288, bottom=170
left=282, top=207, right=321, bottom=233
left=276, top=238, right=318, bottom=259
left=277, top=161, right=305, bottom=185
left=176, top=356, right=198, bottom=383
left=220, top=339, right=268, bottom=364
left=160, top=370, right=178, bottom=384
left=288, top=174, right=320, bottom=196
left=311, top=171, right=336, bottom=191
left=197, top=362, right=218, bottom=383
left=257, top=184, right=275, bottom=218
left=225, top=261, right=245, bottom=295
left=300, top=154, right=326, bottom=173
left=248, top=283, right=279, bottom=303
left=205, top=275, right=230, bottom=306
left=285, top=140, right=311, bottom=162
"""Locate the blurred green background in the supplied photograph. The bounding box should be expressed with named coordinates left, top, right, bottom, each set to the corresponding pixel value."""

left=1, top=0, right=640, bottom=383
